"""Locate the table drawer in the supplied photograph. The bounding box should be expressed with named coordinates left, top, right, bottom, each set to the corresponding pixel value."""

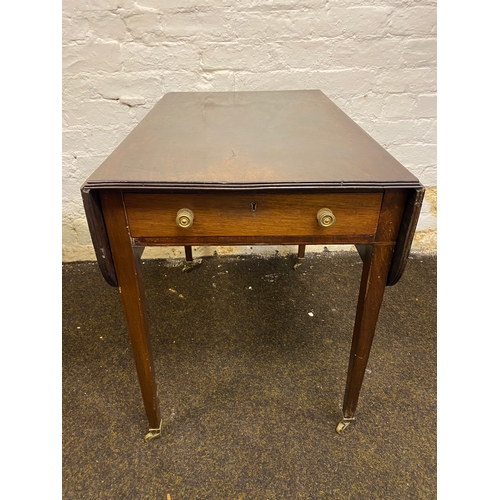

left=123, top=192, right=382, bottom=243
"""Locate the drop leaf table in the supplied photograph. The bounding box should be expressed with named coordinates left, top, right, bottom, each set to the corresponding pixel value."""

left=81, top=90, right=424, bottom=440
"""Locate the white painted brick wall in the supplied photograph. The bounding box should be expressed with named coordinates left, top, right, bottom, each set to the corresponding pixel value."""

left=62, top=0, right=437, bottom=262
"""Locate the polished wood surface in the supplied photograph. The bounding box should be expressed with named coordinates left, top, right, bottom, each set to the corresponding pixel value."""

left=343, top=243, right=394, bottom=418
left=387, top=187, right=425, bottom=286
left=342, top=190, right=406, bottom=418
left=85, top=90, right=420, bottom=190
left=82, top=91, right=423, bottom=287
left=100, top=190, right=162, bottom=432
left=80, top=90, right=424, bottom=437
left=124, top=192, right=382, bottom=240
left=81, top=188, right=118, bottom=286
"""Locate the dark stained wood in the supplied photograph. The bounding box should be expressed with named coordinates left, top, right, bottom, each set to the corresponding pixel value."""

left=184, top=245, right=193, bottom=262
left=342, top=189, right=407, bottom=418
left=79, top=91, right=425, bottom=435
left=342, top=243, right=394, bottom=418
left=81, top=188, right=118, bottom=287
left=100, top=190, right=162, bottom=432
left=355, top=244, right=370, bottom=264
left=387, top=187, right=425, bottom=286
left=375, top=189, right=408, bottom=243
left=133, top=246, right=145, bottom=260
left=82, top=91, right=423, bottom=287
left=358, top=188, right=421, bottom=285
left=124, top=192, right=382, bottom=239
left=131, top=234, right=377, bottom=246
left=84, top=90, right=421, bottom=191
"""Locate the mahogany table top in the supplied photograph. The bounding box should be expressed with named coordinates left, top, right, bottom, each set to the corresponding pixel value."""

left=84, top=90, right=420, bottom=191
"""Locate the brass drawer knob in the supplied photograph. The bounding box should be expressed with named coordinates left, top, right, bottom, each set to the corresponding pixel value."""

left=176, top=208, right=194, bottom=228
left=317, top=208, right=336, bottom=227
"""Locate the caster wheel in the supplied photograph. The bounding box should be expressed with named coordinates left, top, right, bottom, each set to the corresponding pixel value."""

left=144, top=421, right=162, bottom=441
left=182, top=259, right=203, bottom=273
left=335, top=418, right=355, bottom=434
left=336, top=421, right=349, bottom=434
left=144, top=429, right=161, bottom=441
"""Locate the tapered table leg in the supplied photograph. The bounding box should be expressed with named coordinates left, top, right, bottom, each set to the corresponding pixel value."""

left=184, top=245, right=193, bottom=262
left=293, top=244, right=306, bottom=270
left=298, top=244, right=306, bottom=259
left=100, top=190, right=162, bottom=440
left=182, top=245, right=202, bottom=272
left=337, top=243, right=394, bottom=432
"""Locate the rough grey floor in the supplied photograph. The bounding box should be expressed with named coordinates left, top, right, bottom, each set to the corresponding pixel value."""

left=62, top=252, right=436, bottom=499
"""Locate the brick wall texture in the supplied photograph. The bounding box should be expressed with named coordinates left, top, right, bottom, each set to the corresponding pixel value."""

left=62, top=0, right=437, bottom=261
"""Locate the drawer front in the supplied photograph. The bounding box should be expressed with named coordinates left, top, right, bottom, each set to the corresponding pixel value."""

left=124, top=192, right=382, bottom=242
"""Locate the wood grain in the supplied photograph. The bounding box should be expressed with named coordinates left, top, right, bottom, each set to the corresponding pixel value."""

left=342, top=243, right=394, bottom=418
left=100, top=190, right=162, bottom=431
left=78, top=89, right=425, bottom=436
left=81, top=188, right=118, bottom=287
left=84, top=91, right=420, bottom=190
left=387, top=187, right=425, bottom=286
left=342, top=189, right=407, bottom=418
left=124, top=192, right=382, bottom=241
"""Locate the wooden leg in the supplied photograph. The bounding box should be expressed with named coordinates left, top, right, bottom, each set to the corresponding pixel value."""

left=184, top=245, right=193, bottom=262
left=182, top=245, right=202, bottom=272
left=100, top=191, right=162, bottom=440
left=293, top=244, right=306, bottom=269
left=298, top=244, right=306, bottom=259
left=341, top=244, right=394, bottom=421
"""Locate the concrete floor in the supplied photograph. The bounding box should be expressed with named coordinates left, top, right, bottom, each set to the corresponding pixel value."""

left=62, top=251, right=436, bottom=499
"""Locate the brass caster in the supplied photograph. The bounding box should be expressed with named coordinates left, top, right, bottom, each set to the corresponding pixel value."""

left=182, top=259, right=203, bottom=273
left=293, top=258, right=305, bottom=270
left=336, top=418, right=355, bottom=434
left=144, top=420, right=162, bottom=441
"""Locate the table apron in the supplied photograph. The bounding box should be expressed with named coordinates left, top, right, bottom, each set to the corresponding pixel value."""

left=131, top=235, right=378, bottom=246
left=123, top=192, right=383, bottom=241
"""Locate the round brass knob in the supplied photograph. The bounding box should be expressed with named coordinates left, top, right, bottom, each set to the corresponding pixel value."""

left=317, top=208, right=336, bottom=227
left=176, top=208, right=194, bottom=228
